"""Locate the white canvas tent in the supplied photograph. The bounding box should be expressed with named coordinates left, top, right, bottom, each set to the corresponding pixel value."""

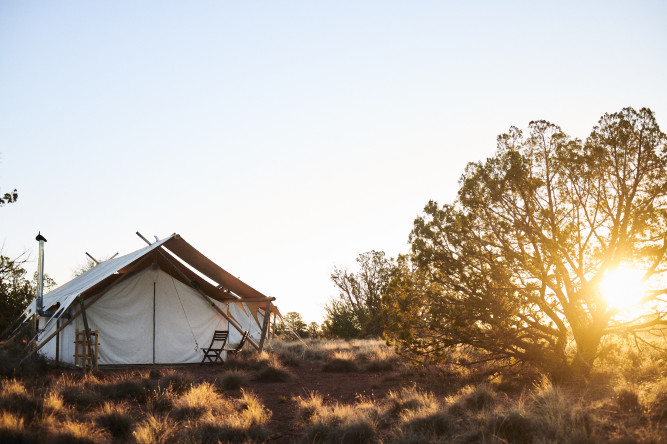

left=22, top=233, right=279, bottom=365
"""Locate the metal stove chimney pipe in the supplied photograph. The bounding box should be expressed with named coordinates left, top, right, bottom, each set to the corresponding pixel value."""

left=35, top=232, right=47, bottom=314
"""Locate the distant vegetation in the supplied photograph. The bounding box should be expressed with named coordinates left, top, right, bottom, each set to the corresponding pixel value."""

left=322, top=250, right=394, bottom=339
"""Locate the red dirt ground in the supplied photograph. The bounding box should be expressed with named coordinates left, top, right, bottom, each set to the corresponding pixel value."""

left=188, top=364, right=411, bottom=442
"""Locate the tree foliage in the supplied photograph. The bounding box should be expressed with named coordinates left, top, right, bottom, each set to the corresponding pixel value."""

left=0, top=188, right=17, bottom=206
left=274, top=311, right=307, bottom=339
left=0, top=254, right=56, bottom=334
left=1, top=155, right=18, bottom=207
left=323, top=251, right=394, bottom=339
left=384, top=107, right=667, bottom=375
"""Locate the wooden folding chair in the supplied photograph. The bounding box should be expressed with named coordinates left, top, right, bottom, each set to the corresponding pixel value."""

left=200, top=330, right=229, bottom=364
left=224, top=331, right=249, bottom=357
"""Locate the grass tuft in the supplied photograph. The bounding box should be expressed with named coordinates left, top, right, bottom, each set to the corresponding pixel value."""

left=448, top=383, right=497, bottom=414
left=295, top=394, right=379, bottom=444
left=133, top=414, right=178, bottom=444
left=617, top=388, right=642, bottom=411
left=95, top=402, right=134, bottom=440
left=0, top=379, right=42, bottom=422
left=254, top=366, right=294, bottom=383
left=0, top=410, right=35, bottom=444
left=487, top=410, right=536, bottom=444
left=217, top=370, right=250, bottom=390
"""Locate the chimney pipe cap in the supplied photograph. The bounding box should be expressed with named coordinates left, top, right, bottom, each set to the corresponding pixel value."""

left=35, top=232, right=47, bottom=242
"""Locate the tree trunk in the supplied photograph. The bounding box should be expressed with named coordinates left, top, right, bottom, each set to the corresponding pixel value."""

left=570, top=328, right=603, bottom=376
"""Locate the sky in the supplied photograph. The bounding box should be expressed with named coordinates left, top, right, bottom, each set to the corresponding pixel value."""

left=1, top=1, right=666, bottom=323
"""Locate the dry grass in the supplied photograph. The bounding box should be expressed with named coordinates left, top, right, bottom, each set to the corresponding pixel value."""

left=133, top=413, right=178, bottom=444
left=95, top=401, right=134, bottom=439
left=0, top=350, right=274, bottom=444
left=217, top=369, right=250, bottom=390
left=295, top=393, right=379, bottom=443
left=1, top=336, right=666, bottom=442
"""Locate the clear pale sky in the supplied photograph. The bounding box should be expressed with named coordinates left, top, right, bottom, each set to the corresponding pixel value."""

left=1, top=1, right=666, bottom=323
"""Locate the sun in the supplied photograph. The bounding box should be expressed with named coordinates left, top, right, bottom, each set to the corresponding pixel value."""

left=599, top=266, right=647, bottom=310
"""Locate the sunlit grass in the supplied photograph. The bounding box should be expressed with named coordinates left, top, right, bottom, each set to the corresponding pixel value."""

left=0, top=337, right=665, bottom=442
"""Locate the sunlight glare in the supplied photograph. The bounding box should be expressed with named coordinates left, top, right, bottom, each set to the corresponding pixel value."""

left=599, top=267, right=647, bottom=310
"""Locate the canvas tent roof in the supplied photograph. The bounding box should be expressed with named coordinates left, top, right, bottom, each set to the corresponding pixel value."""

left=23, top=233, right=279, bottom=335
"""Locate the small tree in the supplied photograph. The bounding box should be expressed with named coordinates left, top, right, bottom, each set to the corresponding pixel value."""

left=306, top=322, right=320, bottom=339
left=0, top=254, right=56, bottom=334
left=323, top=251, right=394, bottom=338
left=384, top=107, right=667, bottom=376
left=321, top=299, right=363, bottom=339
left=274, top=312, right=307, bottom=339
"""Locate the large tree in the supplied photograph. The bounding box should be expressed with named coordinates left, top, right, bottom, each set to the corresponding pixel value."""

left=384, top=107, right=667, bottom=375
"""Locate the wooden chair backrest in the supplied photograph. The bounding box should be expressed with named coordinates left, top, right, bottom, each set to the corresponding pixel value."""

left=210, top=330, right=229, bottom=347
left=236, top=331, right=249, bottom=350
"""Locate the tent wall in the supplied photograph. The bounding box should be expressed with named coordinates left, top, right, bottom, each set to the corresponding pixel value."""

left=228, top=302, right=265, bottom=345
left=38, top=317, right=75, bottom=365
left=38, top=267, right=235, bottom=365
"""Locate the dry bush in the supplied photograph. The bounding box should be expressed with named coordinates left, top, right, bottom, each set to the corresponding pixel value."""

left=272, top=342, right=308, bottom=366
left=0, top=410, right=35, bottom=443
left=393, top=412, right=454, bottom=443
left=386, top=386, right=439, bottom=418
left=295, top=392, right=325, bottom=424
left=147, top=386, right=176, bottom=413
left=177, top=389, right=271, bottom=443
left=246, top=355, right=294, bottom=382
left=447, top=383, right=498, bottom=416
left=0, top=378, right=42, bottom=423
left=100, top=375, right=151, bottom=402
left=238, top=390, right=272, bottom=426
left=216, top=370, right=249, bottom=390
left=51, top=419, right=109, bottom=443
left=365, top=347, right=401, bottom=372
left=254, top=366, right=294, bottom=383
left=295, top=393, right=379, bottom=444
left=172, top=381, right=228, bottom=420
left=95, top=402, right=134, bottom=440
left=322, top=350, right=359, bottom=373
left=485, top=409, right=536, bottom=444
left=133, top=413, right=179, bottom=444
left=43, top=391, right=67, bottom=416
left=0, top=343, right=50, bottom=379
left=158, top=369, right=194, bottom=394
left=58, top=383, right=102, bottom=410
left=617, top=388, right=642, bottom=412
left=521, top=380, right=593, bottom=443
left=645, top=378, right=667, bottom=421
left=223, top=350, right=280, bottom=371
